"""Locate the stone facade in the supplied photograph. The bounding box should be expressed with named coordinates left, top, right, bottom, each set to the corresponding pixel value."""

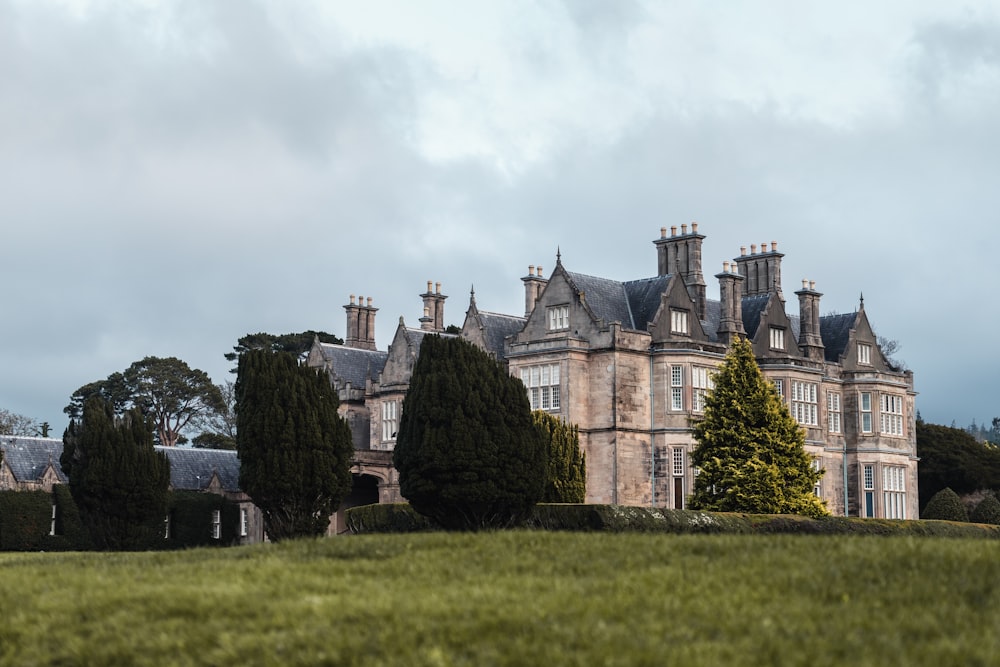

left=310, top=225, right=918, bottom=520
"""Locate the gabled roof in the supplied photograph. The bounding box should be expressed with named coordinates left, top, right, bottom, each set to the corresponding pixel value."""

left=741, top=294, right=771, bottom=338
left=403, top=327, right=458, bottom=353
left=157, top=446, right=241, bottom=493
left=315, top=343, right=388, bottom=388
left=0, top=436, right=66, bottom=483
left=474, top=311, right=525, bottom=360
left=702, top=299, right=722, bottom=342
left=820, top=312, right=857, bottom=362
left=565, top=270, right=672, bottom=331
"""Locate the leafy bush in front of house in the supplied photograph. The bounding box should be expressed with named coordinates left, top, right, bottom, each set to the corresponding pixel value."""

left=393, top=336, right=546, bottom=530
left=345, top=503, right=434, bottom=534
left=970, top=493, right=1000, bottom=525
left=921, top=487, right=969, bottom=522
left=167, top=491, right=241, bottom=548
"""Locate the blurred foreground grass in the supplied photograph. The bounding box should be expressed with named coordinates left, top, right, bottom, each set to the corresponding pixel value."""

left=1, top=531, right=997, bottom=666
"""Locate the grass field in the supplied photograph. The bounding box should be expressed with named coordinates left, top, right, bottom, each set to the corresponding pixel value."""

left=1, top=531, right=997, bottom=666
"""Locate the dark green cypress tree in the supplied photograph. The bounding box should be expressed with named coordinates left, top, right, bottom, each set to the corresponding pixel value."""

left=921, top=487, right=969, bottom=522
left=61, top=396, right=170, bottom=550
left=689, top=337, right=827, bottom=517
left=393, top=335, right=546, bottom=530
left=533, top=410, right=586, bottom=503
left=236, top=350, right=353, bottom=541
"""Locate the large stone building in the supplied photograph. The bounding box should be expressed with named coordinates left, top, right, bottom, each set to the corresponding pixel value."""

left=309, top=226, right=918, bottom=520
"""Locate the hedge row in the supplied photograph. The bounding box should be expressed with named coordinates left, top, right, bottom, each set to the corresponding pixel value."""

left=346, top=503, right=1000, bottom=539
left=0, top=489, right=243, bottom=551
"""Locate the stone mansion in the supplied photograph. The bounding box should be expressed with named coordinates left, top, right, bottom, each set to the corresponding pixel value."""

left=308, top=225, right=918, bottom=522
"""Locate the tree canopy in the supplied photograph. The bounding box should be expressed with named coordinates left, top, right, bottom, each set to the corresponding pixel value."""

left=689, top=337, right=827, bottom=517
left=916, top=420, right=1000, bottom=509
left=61, top=397, right=170, bottom=550
left=533, top=410, right=586, bottom=503
left=191, top=381, right=237, bottom=449
left=225, top=331, right=344, bottom=372
left=236, top=349, right=354, bottom=541
left=393, top=335, right=546, bottom=530
left=65, top=357, right=224, bottom=447
left=0, top=408, right=40, bottom=436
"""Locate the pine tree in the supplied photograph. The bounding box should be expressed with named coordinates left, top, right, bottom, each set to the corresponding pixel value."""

left=533, top=411, right=586, bottom=503
left=393, top=335, right=546, bottom=530
left=61, top=396, right=170, bottom=550
left=235, top=349, right=354, bottom=541
left=921, top=487, right=969, bottom=522
left=689, top=337, right=827, bottom=517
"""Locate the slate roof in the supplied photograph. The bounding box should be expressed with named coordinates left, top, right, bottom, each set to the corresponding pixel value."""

left=702, top=299, right=722, bottom=342
left=565, top=270, right=672, bottom=331
left=474, top=311, right=526, bottom=360
left=157, top=446, right=241, bottom=492
left=0, top=437, right=66, bottom=483
left=316, top=343, right=388, bottom=388
left=404, top=328, right=458, bottom=353
left=820, top=312, right=857, bottom=362
left=740, top=294, right=772, bottom=338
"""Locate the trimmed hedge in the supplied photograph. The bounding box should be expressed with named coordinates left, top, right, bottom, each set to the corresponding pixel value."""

left=167, top=491, right=241, bottom=549
left=971, top=494, right=1000, bottom=525
left=922, top=487, right=969, bottom=522
left=346, top=503, right=1000, bottom=539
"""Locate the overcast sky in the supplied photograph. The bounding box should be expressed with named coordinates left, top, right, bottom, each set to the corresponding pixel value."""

left=2, top=0, right=998, bottom=433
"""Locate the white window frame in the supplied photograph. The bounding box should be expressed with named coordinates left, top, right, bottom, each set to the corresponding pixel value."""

left=547, top=305, right=569, bottom=331
left=670, top=309, right=689, bottom=335
left=862, top=464, right=875, bottom=518
left=883, top=466, right=906, bottom=519
left=164, top=513, right=171, bottom=540
left=240, top=508, right=249, bottom=538
left=692, top=366, right=713, bottom=413
left=812, top=459, right=822, bottom=497
left=672, top=448, right=685, bottom=477
left=521, top=364, right=561, bottom=412
left=769, top=326, right=785, bottom=350
left=827, top=392, right=842, bottom=434
left=791, top=381, right=818, bottom=426
left=50, top=504, right=57, bottom=537
left=670, top=365, right=684, bottom=411
left=880, top=394, right=904, bottom=436
left=772, top=379, right=784, bottom=399
left=381, top=399, right=398, bottom=443
left=860, top=392, right=873, bottom=434
left=211, top=509, right=221, bottom=540
left=858, top=343, right=872, bottom=365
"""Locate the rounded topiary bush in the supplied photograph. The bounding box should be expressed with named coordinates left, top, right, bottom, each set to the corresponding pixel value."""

left=921, top=487, right=969, bottom=522
left=970, top=493, right=1000, bottom=525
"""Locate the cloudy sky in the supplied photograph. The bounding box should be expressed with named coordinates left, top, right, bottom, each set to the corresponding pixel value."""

left=2, top=0, right=998, bottom=433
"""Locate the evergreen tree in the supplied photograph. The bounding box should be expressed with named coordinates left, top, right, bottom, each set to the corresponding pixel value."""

left=393, top=335, right=546, bottom=530
left=236, top=350, right=354, bottom=541
left=533, top=411, right=586, bottom=503
left=61, top=396, right=170, bottom=550
left=921, top=487, right=969, bottom=522
left=689, top=338, right=827, bottom=517
left=970, top=493, right=1000, bottom=525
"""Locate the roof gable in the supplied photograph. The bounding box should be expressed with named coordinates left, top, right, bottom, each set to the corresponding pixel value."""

left=0, top=437, right=67, bottom=484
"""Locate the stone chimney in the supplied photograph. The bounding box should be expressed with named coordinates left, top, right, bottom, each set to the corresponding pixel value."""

left=522, top=265, right=548, bottom=317
left=732, top=240, right=784, bottom=299
left=654, top=223, right=707, bottom=320
left=795, top=279, right=825, bottom=361
left=420, top=281, right=447, bottom=332
left=715, top=262, right=746, bottom=345
left=344, top=294, right=377, bottom=350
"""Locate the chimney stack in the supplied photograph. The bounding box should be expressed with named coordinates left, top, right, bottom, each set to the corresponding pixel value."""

left=732, top=239, right=784, bottom=299
left=344, top=294, right=378, bottom=350
left=716, top=262, right=746, bottom=345
left=654, top=223, right=707, bottom=320
left=420, top=281, right=448, bottom=332
left=522, top=264, right=548, bottom=317
left=795, top=279, right=825, bottom=361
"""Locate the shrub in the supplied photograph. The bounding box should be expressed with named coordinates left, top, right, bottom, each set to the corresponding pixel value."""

left=921, top=487, right=969, bottom=522
left=970, top=493, right=1000, bottom=525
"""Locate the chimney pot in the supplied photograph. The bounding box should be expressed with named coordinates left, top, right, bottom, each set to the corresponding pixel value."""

left=426, top=280, right=432, bottom=293
left=435, top=281, right=441, bottom=294
left=772, top=241, right=778, bottom=252
left=761, top=242, right=767, bottom=253
left=802, top=279, right=808, bottom=289
left=810, top=280, right=816, bottom=290
left=350, top=294, right=356, bottom=305
left=723, top=261, right=730, bottom=273
left=692, top=222, right=698, bottom=233
left=537, top=266, right=543, bottom=278
left=660, top=226, right=667, bottom=239
left=367, top=297, right=373, bottom=307
left=529, top=264, right=535, bottom=276
left=682, top=223, right=688, bottom=234
left=423, top=307, right=430, bottom=316
left=751, top=244, right=757, bottom=254
left=671, top=225, right=677, bottom=236
left=740, top=246, right=747, bottom=256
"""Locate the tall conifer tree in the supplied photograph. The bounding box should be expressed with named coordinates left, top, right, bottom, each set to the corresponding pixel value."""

left=533, top=411, right=586, bottom=503
left=394, top=335, right=546, bottom=529
left=61, top=396, right=170, bottom=550
left=236, top=350, right=353, bottom=541
left=689, top=338, right=827, bottom=517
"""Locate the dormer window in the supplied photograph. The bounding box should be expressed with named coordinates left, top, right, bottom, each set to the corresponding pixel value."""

left=547, top=305, right=569, bottom=331
left=769, top=326, right=785, bottom=350
left=858, top=343, right=872, bottom=365
left=670, top=309, right=689, bottom=335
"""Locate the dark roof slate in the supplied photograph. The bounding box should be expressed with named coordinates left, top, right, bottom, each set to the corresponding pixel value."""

left=0, top=437, right=66, bottom=483
left=740, top=294, right=771, bottom=338
left=565, top=270, right=675, bottom=331
left=623, top=275, right=672, bottom=331
left=475, top=311, right=526, bottom=360
left=157, top=446, right=241, bottom=492
left=317, top=344, right=388, bottom=388
left=820, top=312, right=857, bottom=362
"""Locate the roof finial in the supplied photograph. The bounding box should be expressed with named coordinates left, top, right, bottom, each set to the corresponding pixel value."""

left=859, top=292, right=865, bottom=307
left=556, top=246, right=562, bottom=265
left=470, top=284, right=476, bottom=302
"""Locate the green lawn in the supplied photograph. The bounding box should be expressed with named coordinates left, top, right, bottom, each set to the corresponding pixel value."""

left=1, top=531, right=997, bottom=666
